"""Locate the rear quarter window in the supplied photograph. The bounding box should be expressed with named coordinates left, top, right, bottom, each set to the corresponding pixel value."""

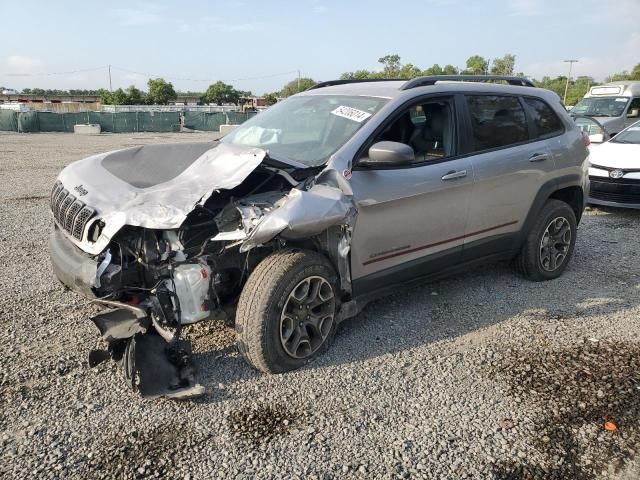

left=524, top=97, right=564, bottom=138
left=465, top=95, right=528, bottom=151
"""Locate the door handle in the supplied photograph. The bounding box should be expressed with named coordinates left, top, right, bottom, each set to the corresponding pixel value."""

left=441, top=170, right=467, bottom=181
left=529, top=153, right=549, bottom=162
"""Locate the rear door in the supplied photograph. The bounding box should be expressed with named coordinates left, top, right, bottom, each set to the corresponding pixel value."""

left=349, top=95, right=474, bottom=292
left=461, top=94, right=562, bottom=259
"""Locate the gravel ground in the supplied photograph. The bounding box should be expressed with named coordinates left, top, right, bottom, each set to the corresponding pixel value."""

left=1, top=132, right=639, bottom=479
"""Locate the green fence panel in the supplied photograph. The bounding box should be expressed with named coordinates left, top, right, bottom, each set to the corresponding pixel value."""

left=64, top=112, right=91, bottom=131
left=227, top=111, right=251, bottom=124
left=0, top=110, right=18, bottom=131
left=110, top=112, right=135, bottom=133
left=17, top=111, right=40, bottom=133
left=183, top=111, right=226, bottom=131
left=138, top=112, right=180, bottom=132
left=89, top=112, right=114, bottom=132
left=36, top=112, right=66, bottom=132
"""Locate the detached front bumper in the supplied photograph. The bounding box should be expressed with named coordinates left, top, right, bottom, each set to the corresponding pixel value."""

left=49, top=225, right=98, bottom=297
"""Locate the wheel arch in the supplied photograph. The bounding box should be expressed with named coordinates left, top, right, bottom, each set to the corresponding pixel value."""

left=517, top=174, right=584, bottom=254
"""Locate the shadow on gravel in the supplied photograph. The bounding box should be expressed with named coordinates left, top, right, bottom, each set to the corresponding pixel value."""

left=91, top=422, right=213, bottom=478
left=490, top=339, right=640, bottom=480
left=228, top=403, right=297, bottom=443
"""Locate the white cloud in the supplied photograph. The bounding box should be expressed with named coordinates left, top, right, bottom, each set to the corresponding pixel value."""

left=311, top=0, right=327, bottom=13
left=6, top=55, right=42, bottom=70
left=507, top=0, right=542, bottom=16
left=199, top=16, right=257, bottom=32
left=114, top=5, right=163, bottom=26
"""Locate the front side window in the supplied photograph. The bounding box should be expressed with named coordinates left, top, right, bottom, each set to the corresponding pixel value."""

left=369, top=98, right=455, bottom=163
left=466, top=95, right=527, bottom=151
left=571, top=97, right=629, bottom=117
left=222, top=95, right=388, bottom=167
left=627, top=98, right=640, bottom=118
left=524, top=97, right=564, bottom=138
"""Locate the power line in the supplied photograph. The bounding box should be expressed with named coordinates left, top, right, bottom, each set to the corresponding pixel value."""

left=6, top=66, right=108, bottom=77
left=110, top=65, right=298, bottom=83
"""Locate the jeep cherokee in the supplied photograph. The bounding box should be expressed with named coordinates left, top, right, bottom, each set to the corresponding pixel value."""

left=49, top=75, right=589, bottom=398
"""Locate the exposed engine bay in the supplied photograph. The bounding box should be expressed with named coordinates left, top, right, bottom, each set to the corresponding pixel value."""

left=49, top=141, right=355, bottom=399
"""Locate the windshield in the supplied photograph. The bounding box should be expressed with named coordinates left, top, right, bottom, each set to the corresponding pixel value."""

left=571, top=97, right=629, bottom=117
left=611, top=123, right=640, bottom=144
left=222, top=95, right=388, bottom=167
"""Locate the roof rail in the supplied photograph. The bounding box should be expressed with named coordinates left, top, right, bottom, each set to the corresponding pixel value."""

left=308, top=78, right=406, bottom=90
left=401, top=75, right=536, bottom=90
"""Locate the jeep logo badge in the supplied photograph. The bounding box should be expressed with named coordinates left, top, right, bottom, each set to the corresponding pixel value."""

left=74, top=184, right=88, bottom=196
left=609, top=169, right=624, bottom=179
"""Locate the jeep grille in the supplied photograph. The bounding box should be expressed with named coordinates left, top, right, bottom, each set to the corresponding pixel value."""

left=50, top=181, right=96, bottom=240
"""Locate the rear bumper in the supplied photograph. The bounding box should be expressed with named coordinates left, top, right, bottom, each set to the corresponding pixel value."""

left=49, top=225, right=98, bottom=297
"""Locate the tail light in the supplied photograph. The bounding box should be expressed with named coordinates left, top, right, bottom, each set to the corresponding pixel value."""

left=582, top=132, right=590, bottom=147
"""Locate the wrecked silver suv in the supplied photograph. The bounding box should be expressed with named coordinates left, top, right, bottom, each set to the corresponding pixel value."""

left=50, top=76, right=588, bottom=398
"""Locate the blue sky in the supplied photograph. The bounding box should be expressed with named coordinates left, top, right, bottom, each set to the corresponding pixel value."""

left=1, top=0, right=638, bottom=94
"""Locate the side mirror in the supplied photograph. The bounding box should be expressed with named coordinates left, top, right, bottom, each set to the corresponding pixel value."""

left=359, top=141, right=415, bottom=168
left=589, top=133, right=605, bottom=144
left=627, top=108, right=639, bottom=118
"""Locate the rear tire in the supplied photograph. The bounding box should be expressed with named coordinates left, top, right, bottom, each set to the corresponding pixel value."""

left=515, top=199, right=577, bottom=281
left=236, top=249, right=338, bottom=374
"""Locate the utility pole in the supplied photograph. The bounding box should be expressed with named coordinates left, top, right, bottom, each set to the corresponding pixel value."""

left=108, top=64, right=112, bottom=92
left=297, top=69, right=301, bottom=92
left=563, top=59, right=578, bottom=104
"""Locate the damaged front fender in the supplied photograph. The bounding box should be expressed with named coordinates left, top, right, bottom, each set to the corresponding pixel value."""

left=240, top=184, right=356, bottom=251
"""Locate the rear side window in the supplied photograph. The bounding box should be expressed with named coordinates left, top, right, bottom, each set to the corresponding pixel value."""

left=524, top=97, right=564, bottom=138
left=466, top=95, right=528, bottom=151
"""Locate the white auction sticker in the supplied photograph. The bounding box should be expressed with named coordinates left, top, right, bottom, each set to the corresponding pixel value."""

left=331, top=105, right=372, bottom=123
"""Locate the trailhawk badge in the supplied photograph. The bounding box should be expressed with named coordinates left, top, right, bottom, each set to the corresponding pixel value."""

left=609, top=169, right=624, bottom=179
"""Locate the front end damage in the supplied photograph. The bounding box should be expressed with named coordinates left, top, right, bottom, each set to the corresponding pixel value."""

left=49, top=141, right=356, bottom=399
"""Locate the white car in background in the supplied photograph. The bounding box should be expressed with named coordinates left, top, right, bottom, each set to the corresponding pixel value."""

left=588, top=120, right=640, bottom=209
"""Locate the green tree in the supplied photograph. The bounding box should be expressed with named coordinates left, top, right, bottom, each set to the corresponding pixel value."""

left=462, top=55, right=488, bottom=75
left=126, top=85, right=145, bottom=104
left=442, top=65, right=459, bottom=75
left=340, top=69, right=376, bottom=80
left=201, top=81, right=241, bottom=105
left=263, top=93, right=278, bottom=106
left=608, top=63, right=640, bottom=82
left=423, top=64, right=443, bottom=76
left=279, top=78, right=317, bottom=97
left=146, top=78, right=177, bottom=105
left=490, top=54, right=516, bottom=76
left=378, top=54, right=402, bottom=77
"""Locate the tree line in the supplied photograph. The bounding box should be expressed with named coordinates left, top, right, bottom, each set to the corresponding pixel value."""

left=267, top=55, right=640, bottom=106
left=11, top=56, right=640, bottom=107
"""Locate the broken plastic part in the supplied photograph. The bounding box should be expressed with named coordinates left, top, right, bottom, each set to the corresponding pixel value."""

left=125, top=333, right=205, bottom=399
left=91, top=306, right=150, bottom=342
left=240, top=184, right=355, bottom=251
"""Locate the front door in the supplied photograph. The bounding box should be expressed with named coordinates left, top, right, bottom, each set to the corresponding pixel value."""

left=349, top=96, right=473, bottom=294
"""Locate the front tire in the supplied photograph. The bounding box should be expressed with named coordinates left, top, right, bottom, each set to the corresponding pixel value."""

left=236, top=249, right=338, bottom=374
left=515, top=199, right=577, bottom=281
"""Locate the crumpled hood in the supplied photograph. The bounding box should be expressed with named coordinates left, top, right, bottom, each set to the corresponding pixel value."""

left=56, top=141, right=266, bottom=255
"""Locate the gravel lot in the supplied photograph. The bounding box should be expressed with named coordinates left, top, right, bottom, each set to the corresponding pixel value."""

left=1, top=132, right=639, bottom=479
